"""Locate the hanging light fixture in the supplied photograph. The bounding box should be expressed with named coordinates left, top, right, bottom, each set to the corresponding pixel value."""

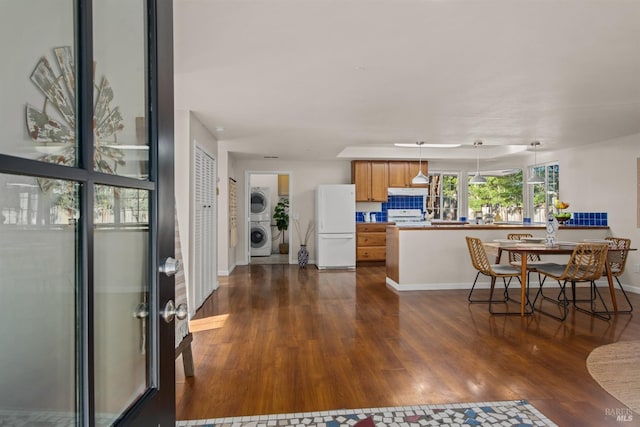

left=528, top=141, right=545, bottom=184
left=469, top=140, right=486, bottom=184
left=411, top=141, right=429, bottom=184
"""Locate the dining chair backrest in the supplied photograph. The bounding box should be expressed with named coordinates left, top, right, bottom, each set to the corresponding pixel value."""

left=604, top=237, right=631, bottom=276
left=466, top=236, right=492, bottom=275
left=560, top=243, right=609, bottom=282
left=507, top=233, right=542, bottom=263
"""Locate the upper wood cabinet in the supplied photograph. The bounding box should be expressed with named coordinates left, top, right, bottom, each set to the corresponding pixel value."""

left=351, top=161, right=388, bottom=202
left=388, top=162, right=410, bottom=187
left=388, top=161, right=428, bottom=188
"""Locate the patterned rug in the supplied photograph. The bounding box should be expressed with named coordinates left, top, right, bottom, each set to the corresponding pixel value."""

left=176, top=400, right=557, bottom=427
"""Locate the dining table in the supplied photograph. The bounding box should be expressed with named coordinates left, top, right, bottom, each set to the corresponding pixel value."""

left=484, top=241, right=635, bottom=317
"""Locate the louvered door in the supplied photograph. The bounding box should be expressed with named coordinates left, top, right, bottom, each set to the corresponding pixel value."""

left=193, top=147, right=217, bottom=314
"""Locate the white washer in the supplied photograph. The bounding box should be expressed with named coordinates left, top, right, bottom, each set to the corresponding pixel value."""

left=250, top=187, right=271, bottom=222
left=250, top=221, right=272, bottom=256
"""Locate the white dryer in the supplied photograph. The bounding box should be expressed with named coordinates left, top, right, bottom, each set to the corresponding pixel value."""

left=250, top=187, right=271, bottom=222
left=250, top=221, right=272, bottom=256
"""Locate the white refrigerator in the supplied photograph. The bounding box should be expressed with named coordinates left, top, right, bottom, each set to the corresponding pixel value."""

left=315, top=184, right=356, bottom=269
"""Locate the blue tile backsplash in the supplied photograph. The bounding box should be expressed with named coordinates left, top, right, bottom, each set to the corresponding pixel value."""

left=384, top=195, right=424, bottom=210
left=356, top=196, right=608, bottom=227
left=566, top=212, right=608, bottom=226
left=356, top=195, right=424, bottom=222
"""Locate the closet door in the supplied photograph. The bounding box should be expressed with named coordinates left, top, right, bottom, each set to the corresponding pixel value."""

left=202, top=148, right=216, bottom=296
left=193, top=147, right=217, bottom=314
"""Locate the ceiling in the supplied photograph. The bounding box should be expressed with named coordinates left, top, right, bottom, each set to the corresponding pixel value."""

left=173, top=0, right=640, bottom=163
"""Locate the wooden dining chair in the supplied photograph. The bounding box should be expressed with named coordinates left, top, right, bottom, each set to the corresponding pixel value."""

left=465, top=236, right=532, bottom=315
left=533, top=243, right=610, bottom=321
left=506, top=233, right=540, bottom=265
left=601, top=237, right=633, bottom=313
left=505, top=233, right=560, bottom=287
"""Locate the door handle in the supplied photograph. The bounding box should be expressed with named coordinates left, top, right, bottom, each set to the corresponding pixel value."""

left=133, top=302, right=149, bottom=319
left=134, top=301, right=149, bottom=354
left=159, top=257, right=180, bottom=277
left=160, top=300, right=188, bottom=323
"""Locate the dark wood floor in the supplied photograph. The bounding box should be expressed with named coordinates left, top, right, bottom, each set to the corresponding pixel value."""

left=176, top=264, right=640, bottom=426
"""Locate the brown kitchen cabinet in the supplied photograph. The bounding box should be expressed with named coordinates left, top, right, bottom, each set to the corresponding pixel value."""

left=351, top=161, right=388, bottom=202
left=388, top=161, right=428, bottom=188
left=356, top=223, right=389, bottom=263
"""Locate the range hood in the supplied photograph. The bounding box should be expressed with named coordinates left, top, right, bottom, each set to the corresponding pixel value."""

left=387, top=187, right=429, bottom=196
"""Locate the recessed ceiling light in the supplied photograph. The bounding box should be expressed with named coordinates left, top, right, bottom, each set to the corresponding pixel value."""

left=394, top=143, right=461, bottom=148
left=264, top=156, right=279, bottom=159
left=215, top=126, right=225, bottom=132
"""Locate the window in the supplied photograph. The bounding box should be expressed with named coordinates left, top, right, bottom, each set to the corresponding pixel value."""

left=468, top=170, right=524, bottom=222
left=531, top=163, right=559, bottom=222
left=426, top=172, right=459, bottom=220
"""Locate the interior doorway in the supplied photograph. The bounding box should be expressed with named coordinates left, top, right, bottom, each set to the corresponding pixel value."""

left=248, top=172, right=291, bottom=265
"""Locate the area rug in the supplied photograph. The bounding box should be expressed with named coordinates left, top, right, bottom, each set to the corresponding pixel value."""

left=176, top=400, right=557, bottom=426
left=587, top=340, right=640, bottom=414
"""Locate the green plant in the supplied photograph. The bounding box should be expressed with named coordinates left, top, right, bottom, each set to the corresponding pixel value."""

left=273, top=198, right=289, bottom=245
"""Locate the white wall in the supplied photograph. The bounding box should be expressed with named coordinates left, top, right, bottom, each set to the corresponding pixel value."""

left=216, top=141, right=238, bottom=275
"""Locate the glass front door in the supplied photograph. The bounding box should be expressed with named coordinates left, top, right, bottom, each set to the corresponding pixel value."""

left=0, top=0, right=175, bottom=425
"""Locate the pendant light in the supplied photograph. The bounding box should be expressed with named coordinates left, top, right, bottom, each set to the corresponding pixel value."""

left=411, top=141, right=429, bottom=184
left=469, top=140, right=486, bottom=184
left=528, top=141, right=545, bottom=184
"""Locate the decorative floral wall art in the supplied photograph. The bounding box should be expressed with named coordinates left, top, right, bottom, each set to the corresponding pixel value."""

left=26, top=46, right=126, bottom=192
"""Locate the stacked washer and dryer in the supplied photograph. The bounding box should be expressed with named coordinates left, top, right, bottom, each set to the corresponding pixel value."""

left=250, top=187, right=272, bottom=256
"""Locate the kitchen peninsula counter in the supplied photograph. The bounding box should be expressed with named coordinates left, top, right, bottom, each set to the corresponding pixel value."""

left=385, top=224, right=611, bottom=292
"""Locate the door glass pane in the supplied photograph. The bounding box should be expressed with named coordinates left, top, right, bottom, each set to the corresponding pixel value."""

left=94, top=185, right=149, bottom=426
left=0, top=173, right=78, bottom=425
left=0, top=1, right=77, bottom=163
left=93, top=0, right=149, bottom=180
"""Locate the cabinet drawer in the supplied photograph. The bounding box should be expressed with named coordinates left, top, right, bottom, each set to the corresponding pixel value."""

left=357, top=246, right=386, bottom=261
left=357, top=232, right=386, bottom=246
left=356, top=223, right=388, bottom=233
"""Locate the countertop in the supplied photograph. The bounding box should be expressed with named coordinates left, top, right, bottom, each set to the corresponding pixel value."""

left=355, top=220, right=608, bottom=230
left=390, top=223, right=609, bottom=230
left=356, top=221, right=395, bottom=225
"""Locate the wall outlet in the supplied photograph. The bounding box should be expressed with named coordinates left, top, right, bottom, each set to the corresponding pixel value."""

left=634, top=263, right=640, bottom=273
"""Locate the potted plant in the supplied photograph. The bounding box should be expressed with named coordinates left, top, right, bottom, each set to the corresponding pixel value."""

left=273, top=197, right=289, bottom=254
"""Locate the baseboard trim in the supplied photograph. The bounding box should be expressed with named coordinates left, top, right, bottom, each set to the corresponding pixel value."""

left=385, top=277, right=640, bottom=294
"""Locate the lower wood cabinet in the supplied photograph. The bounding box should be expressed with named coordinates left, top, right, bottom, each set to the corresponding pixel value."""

left=356, top=223, right=389, bottom=262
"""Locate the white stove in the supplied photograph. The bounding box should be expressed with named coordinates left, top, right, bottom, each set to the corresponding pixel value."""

left=387, top=209, right=428, bottom=227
